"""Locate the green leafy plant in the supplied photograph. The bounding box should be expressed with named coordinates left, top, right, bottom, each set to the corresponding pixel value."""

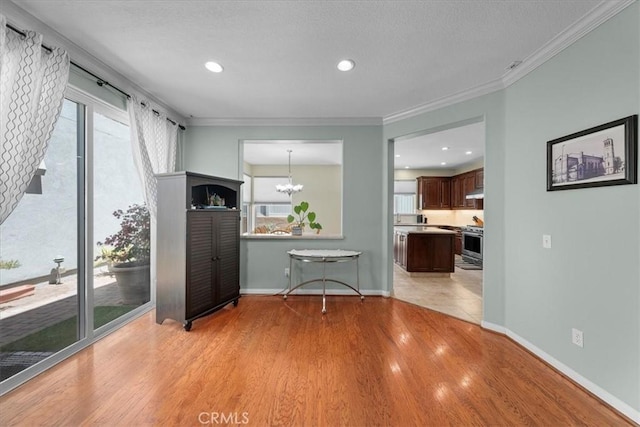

left=96, top=204, right=150, bottom=266
left=287, top=201, right=322, bottom=233
left=0, top=259, right=21, bottom=270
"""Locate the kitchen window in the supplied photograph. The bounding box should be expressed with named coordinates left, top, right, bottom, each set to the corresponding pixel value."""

left=394, top=180, right=416, bottom=214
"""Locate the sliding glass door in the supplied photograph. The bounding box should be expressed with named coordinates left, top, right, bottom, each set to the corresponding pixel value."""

left=0, top=99, right=83, bottom=381
left=92, top=109, right=149, bottom=330
left=0, top=88, right=150, bottom=392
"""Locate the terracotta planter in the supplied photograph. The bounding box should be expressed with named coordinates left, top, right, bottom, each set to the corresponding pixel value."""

left=109, top=262, right=150, bottom=305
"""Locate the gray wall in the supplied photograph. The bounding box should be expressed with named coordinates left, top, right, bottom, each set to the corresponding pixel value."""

left=503, top=4, right=639, bottom=411
left=384, top=3, right=639, bottom=413
left=184, top=125, right=385, bottom=294
left=184, top=3, right=639, bottom=414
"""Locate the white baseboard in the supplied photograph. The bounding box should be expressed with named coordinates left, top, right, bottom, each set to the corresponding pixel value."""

left=481, top=322, right=640, bottom=423
left=240, top=288, right=387, bottom=297
left=480, top=320, right=507, bottom=334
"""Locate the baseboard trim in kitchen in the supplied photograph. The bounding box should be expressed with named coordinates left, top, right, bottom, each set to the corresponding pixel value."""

left=481, top=321, right=639, bottom=424
left=396, top=270, right=451, bottom=278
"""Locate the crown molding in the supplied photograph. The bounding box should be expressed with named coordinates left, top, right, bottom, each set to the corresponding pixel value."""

left=383, top=78, right=504, bottom=125
left=501, top=0, right=636, bottom=87
left=384, top=0, right=636, bottom=125
left=187, top=117, right=383, bottom=127
left=4, top=0, right=187, bottom=125
left=6, top=0, right=634, bottom=128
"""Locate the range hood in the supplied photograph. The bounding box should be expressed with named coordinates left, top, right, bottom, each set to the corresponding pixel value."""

left=465, top=188, right=484, bottom=200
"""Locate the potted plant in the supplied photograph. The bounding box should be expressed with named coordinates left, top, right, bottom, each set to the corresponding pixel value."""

left=287, top=201, right=322, bottom=235
left=96, top=204, right=150, bottom=304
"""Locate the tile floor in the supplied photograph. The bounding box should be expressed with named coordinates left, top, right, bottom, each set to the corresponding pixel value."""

left=392, top=257, right=483, bottom=324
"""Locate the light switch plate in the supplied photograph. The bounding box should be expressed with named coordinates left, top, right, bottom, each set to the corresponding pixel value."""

left=542, top=234, right=552, bottom=249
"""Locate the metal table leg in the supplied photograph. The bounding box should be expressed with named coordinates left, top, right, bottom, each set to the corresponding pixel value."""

left=283, top=255, right=293, bottom=300
left=322, top=258, right=327, bottom=314
left=282, top=251, right=364, bottom=313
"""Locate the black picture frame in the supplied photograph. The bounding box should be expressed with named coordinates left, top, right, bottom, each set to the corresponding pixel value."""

left=547, top=115, right=638, bottom=191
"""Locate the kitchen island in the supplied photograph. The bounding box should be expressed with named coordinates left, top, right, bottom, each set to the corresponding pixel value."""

left=393, top=227, right=456, bottom=274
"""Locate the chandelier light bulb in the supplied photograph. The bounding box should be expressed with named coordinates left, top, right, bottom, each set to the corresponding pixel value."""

left=276, top=149, right=303, bottom=195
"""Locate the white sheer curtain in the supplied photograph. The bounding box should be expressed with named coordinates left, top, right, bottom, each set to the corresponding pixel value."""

left=128, top=95, right=178, bottom=219
left=128, top=96, right=178, bottom=304
left=0, top=15, right=69, bottom=224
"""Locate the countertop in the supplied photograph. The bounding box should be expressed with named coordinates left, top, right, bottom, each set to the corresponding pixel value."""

left=394, top=223, right=461, bottom=228
left=394, top=226, right=456, bottom=235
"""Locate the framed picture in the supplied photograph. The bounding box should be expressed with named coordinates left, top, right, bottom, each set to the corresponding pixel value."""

left=547, top=115, right=638, bottom=191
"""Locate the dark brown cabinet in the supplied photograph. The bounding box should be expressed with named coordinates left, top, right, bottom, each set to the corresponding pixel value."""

left=450, top=175, right=465, bottom=209
left=475, top=169, right=484, bottom=189
left=455, top=231, right=462, bottom=255
left=464, top=172, right=477, bottom=209
left=156, top=172, right=242, bottom=331
left=448, top=168, right=484, bottom=210
left=417, top=177, right=451, bottom=210
left=394, top=229, right=455, bottom=273
left=418, top=169, right=483, bottom=211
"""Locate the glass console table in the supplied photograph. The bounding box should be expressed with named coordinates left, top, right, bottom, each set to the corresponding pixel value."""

left=283, top=249, right=364, bottom=313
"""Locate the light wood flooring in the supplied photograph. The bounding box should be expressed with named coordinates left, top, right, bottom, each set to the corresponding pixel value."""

left=0, top=296, right=630, bottom=426
left=393, top=259, right=483, bottom=324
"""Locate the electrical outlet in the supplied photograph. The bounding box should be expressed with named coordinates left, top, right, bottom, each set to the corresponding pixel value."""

left=572, top=328, right=584, bottom=348
left=284, top=268, right=290, bottom=278
left=542, top=234, right=552, bottom=249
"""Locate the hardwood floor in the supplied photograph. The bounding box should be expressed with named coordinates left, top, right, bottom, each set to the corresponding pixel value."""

left=0, top=296, right=631, bottom=426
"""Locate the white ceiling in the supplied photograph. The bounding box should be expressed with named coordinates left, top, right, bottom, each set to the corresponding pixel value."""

left=395, top=121, right=485, bottom=170
left=244, top=141, right=342, bottom=166
left=8, top=0, right=618, bottom=170
left=10, top=0, right=605, bottom=122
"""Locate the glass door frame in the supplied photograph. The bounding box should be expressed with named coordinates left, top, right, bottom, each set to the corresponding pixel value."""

left=0, top=85, right=153, bottom=396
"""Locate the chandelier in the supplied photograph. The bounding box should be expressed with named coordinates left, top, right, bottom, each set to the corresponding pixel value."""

left=276, top=149, right=303, bottom=196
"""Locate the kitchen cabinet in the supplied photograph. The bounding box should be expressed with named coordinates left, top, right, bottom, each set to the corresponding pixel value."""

left=475, top=169, right=484, bottom=189
left=417, top=169, right=483, bottom=211
left=448, top=168, right=484, bottom=210
left=417, top=177, right=451, bottom=210
left=450, top=175, right=465, bottom=209
left=394, top=228, right=455, bottom=273
left=156, top=172, right=242, bottom=331
left=455, top=231, right=462, bottom=255
left=438, top=225, right=463, bottom=255
left=464, top=172, right=477, bottom=209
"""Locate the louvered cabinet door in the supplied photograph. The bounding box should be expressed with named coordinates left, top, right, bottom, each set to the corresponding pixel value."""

left=186, top=212, right=216, bottom=319
left=215, top=211, right=240, bottom=304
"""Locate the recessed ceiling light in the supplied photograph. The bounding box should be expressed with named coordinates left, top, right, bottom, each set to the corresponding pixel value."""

left=441, top=147, right=449, bottom=151
left=465, top=151, right=472, bottom=155
left=440, top=162, right=447, bottom=166
left=395, top=154, right=401, bottom=158
left=205, top=61, right=224, bottom=73
left=337, top=59, right=355, bottom=72
left=404, top=166, right=410, bottom=169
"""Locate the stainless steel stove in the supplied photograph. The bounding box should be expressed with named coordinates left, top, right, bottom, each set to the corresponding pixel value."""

left=462, top=225, right=484, bottom=234
left=461, top=226, right=483, bottom=265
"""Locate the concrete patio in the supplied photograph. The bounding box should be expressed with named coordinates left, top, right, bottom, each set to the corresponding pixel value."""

left=0, top=267, right=133, bottom=347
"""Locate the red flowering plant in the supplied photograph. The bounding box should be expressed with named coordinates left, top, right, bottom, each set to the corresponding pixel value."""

left=96, top=204, right=150, bottom=267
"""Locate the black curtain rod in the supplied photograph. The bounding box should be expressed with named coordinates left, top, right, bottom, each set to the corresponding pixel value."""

left=6, top=23, right=186, bottom=131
